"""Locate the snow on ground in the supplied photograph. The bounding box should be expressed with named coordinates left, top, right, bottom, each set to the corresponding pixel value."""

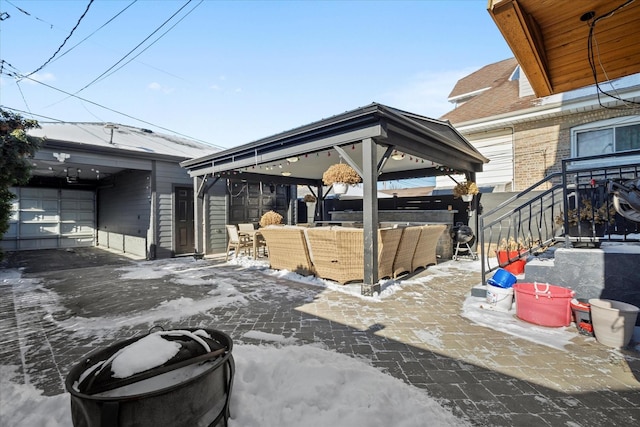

left=1, top=344, right=469, bottom=427
left=2, top=254, right=639, bottom=427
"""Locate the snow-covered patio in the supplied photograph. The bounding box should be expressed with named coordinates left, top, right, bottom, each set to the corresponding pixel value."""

left=1, top=248, right=639, bottom=426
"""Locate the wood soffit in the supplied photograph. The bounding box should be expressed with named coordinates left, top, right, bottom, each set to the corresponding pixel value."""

left=488, top=0, right=640, bottom=97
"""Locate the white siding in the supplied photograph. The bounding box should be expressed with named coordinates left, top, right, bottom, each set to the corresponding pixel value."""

left=436, top=130, right=513, bottom=191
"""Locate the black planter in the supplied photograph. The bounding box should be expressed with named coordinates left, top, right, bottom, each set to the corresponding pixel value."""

left=568, top=222, right=605, bottom=248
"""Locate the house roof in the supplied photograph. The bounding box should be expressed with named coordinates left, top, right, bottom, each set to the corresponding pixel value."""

left=181, top=103, right=489, bottom=186
left=488, top=0, right=640, bottom=97
left=448, top=58, right=519, bottom=101
left=27, top=122, right=217, bottom=183
left=29, top=122, right=216, bottom=160
left=440, top=58, right=537, bottom=124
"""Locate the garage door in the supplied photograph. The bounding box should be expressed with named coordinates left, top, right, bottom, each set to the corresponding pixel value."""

left=1, top=187, right=95, bottom=251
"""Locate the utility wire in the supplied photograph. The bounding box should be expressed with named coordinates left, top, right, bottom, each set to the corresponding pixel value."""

left=1, top=59, right=225, bottom=149
left=74, top=0, right=193, bottom=95
left=24, top=0, right=95, bottom=78
left=3, top=72, right=225, bottom=149
left=587, top=0, right=640, bottom=109
left=53, top=0, right=138, bottom=64
left=4, top=0, right=55, bottom=27
left=94, top=0, right=203, bottom=86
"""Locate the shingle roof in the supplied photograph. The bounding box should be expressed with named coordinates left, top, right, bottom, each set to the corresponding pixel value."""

left=448, top=58, right=518, bottom=100
left=440, top=58, right=538, bottom=125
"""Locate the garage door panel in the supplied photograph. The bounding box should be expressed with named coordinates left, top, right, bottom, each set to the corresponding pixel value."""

left=20, top=198, right=58, bottom=211
left=20, top=211, right=59, bottom=222
left=20, top=223, right=59, bottom=237
left=60, top=211, right=94, bottom=221
left=60, top=199, right=94, bottom=211
left=60, top=222, right=94, bottom=235
left=3, top=187, right=96, bottom=250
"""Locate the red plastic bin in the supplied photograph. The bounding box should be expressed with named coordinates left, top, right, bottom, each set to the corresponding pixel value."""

left=513, top=283, right=575, bottom=327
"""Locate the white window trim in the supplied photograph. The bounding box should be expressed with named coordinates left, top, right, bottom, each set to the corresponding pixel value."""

left=571, top=115, right=640, bottom=156
left=569, top=115, right=640, bottom=169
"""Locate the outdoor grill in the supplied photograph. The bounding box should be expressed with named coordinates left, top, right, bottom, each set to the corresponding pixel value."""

left=451, top=223, right=478, bottom=260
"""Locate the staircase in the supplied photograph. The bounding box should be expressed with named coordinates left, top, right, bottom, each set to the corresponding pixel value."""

left=479, top=149, right=640, bottom=318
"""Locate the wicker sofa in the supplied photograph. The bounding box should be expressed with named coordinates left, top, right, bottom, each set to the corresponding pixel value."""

left=305, top=227, right=403, bottom=284
left=258, top=224, right=445, bottom=285
left=259, top=226, right=315, bottom=275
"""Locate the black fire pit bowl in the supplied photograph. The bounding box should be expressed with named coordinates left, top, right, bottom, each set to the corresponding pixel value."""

left=65, top=328, right=234, bottom=427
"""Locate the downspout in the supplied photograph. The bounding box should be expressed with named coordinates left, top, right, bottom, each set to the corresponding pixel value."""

left=148, top=161, right=157, bottom=260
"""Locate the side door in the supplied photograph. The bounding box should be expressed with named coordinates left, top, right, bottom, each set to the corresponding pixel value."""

left=175, top=187, right=194, bottom=254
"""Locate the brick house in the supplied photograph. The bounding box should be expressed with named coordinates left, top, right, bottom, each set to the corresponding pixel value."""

left=437, top=57, right=640, bottom=192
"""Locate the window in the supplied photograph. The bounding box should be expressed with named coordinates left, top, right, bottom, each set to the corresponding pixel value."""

left=573, top=116, right=640, bottom=158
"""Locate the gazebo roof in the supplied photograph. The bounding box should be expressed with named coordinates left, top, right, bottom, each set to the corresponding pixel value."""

left=181, top=103, right=487, bottom=185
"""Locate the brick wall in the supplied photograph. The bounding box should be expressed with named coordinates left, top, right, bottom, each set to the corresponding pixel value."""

left=512, top=109, right=634, bottom=190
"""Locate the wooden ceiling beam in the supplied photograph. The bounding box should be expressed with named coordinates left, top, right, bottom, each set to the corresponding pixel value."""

left=488, top=0, right=553, bottom=97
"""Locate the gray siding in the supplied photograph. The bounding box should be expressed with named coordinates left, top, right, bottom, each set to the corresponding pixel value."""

left=154, top=161, right=193, bottom=258
left=206, top=180, right=227, bottom=253
left=98, top=170, right=151, bottom=238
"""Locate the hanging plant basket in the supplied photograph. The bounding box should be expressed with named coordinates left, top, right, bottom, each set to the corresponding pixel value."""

left=333, top=182, right=349, bottom=195
left=322, top=164, right=361, bottom=187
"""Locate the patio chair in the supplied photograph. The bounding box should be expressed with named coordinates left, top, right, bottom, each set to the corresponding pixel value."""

left=411, top=224, right=447, bottom=272
left=238, top=223, right=255, bottom=232
left=225, top=225, right=251, bottom=261
left=237, top=223, right=267, bottom=258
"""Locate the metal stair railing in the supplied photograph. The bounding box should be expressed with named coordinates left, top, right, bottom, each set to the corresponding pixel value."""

left=480, top=149, right=640, bottom=286
left=561, top=150, right=640, bottom=247
left=479, top=173, right=564, bottom=285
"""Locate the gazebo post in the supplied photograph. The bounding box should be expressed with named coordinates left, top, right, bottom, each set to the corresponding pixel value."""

left=361, top=137, right=380, bottom=296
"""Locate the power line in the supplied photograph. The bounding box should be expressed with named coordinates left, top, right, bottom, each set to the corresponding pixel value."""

left=4, top=0, right=55, bottom=27
left=24, top=0, right=95, bottom=78
left=1, top=105, right=210, bottom=157
left=74, top=0, right=194, bottom=95
left=9, top=74, right=225, bottom=149
left=94, top=0, right=203, bottom=87
left=53, top=0, right=139, bottom=64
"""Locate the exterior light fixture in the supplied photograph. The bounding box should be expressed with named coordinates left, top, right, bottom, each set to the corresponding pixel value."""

left=286, top=157, right=299, bottom=162
left=391, top=152, right=404, bottom=161
left=53, top=152, right=70, bottom=163
left=281, top=171, right=292, bottom=176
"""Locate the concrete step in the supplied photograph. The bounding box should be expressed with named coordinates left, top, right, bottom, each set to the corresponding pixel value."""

left=523, top=243, right=640, bottom=324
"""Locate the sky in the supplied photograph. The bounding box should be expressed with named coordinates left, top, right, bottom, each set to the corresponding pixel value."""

left=0, top=0, right=514, bottom=150
left=4, top=254, right=637, bottom=426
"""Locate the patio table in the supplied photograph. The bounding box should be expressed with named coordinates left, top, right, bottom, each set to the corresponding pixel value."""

left=239, top=230, right=265, bottom=259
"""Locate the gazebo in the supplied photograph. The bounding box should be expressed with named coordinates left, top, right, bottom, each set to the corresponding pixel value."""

left=181, top=103, right=488, bottom=293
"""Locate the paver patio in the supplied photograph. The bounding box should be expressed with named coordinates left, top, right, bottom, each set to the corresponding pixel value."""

left=1, top=248, right=639, bottom=426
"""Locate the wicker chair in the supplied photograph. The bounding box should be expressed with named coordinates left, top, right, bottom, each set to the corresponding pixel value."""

left=258, top=226, right=315, bottom=275
left=411, top=224, right=447, bottom=272
left=392, top=226, right=422, bottom=278
left=225, top=225, right=251, bottom=261
left=306, top=227, right=402, bottom=284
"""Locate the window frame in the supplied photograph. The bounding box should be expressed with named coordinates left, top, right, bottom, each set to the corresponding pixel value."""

left=571, top=115, right=640, bottom=158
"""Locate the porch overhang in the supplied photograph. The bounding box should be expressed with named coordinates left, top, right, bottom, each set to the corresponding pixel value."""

left=488, top=0, right=640, bottom=97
